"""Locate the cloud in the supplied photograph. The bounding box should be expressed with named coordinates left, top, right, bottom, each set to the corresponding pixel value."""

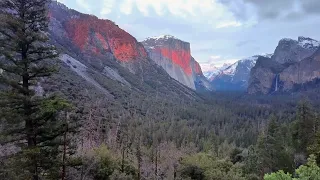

left=200, top=55, right=239, bottom=70
left=113, top=0, right=241, bottom=29
left=59, top=0, right=320, bottom=72
left=101, top=0, right=115, bottom=16
left=216, top=21, right=242, bottom=28
left=76, top=0, right=91, bottom=12
left=301, top=0, right=320, bottom=14
left=219, top=0, right=320, bottom=21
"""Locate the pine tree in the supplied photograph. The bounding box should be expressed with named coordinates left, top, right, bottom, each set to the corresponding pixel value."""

left=0, top=0, right=70, bottom=179
left=295, top=101, right=315, bottom=153
left=256, top=115, right=294, bottom=177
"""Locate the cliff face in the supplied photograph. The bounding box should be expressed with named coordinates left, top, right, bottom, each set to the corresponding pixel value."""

left=248, top=56, right=285, bottom=94
left=273, top=37, right=319, bottom=64
left=49, top=2, right=147, bottom=64
left=280, top=48, right=320, bottom=90
left=48, top=2, right=199, bottom=101
left=248, top=37, right=320, bottom=94
left=142, top=35, right=212, bottom=90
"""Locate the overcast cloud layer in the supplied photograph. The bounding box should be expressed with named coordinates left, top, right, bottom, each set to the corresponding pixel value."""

left=57, top=0, right=320, bottom=70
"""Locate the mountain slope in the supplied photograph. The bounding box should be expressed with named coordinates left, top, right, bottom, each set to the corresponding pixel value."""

left=141, top=35, right=213, bottom=91
left=248, top=37, right=320, bottom=94
left=49, top=2, right=200, bottom=102
left=210, top=55, right=272, bottom=91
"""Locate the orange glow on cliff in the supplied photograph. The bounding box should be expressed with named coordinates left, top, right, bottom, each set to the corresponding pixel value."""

left=65, top=16, right=147, bottom=62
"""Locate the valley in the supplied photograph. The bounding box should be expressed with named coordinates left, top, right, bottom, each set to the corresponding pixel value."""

left=0, top=1, right=320, bottom=180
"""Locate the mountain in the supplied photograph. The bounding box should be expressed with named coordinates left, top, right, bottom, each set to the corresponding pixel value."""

left=210, top=54, right=272, bottom=91
left=203, top=63, right=232, bottom=81
left=48, top=1, right=201, bottom=104
left=141, top=35, right=213, bottom=91
left=248, top=37, right=320, bottom=94
left=272, top=36, right=319, bottom=64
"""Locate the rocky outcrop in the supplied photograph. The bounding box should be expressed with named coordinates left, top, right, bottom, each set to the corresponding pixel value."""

left=248, top=56, right=286, bottom=94
left=190, top=57, right=213, bottom=91
left=48, top=2, right=199, bottom=101
left=142, top=35, right=212, bottom=90
left=272, top=37, right=319, bottom=64
left=280, top=48, right=320, bottom=90
left=248, top=37, right=320, bottom=94
left=49, top=2, right=147, bottom=64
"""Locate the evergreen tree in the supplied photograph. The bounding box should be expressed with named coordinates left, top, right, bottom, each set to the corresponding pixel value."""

left=0, top=0, right=70, bottom=179
left=256, top=115, right=294, bottom=177
left=294, top=101, right=316, bottom=153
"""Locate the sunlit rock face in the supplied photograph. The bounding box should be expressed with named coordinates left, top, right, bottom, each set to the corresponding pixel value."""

left=142, top=35, right=212, bottom=90
left=49, top=2, right=147, bottom=64
left=49, top=3, right=211, bottom=91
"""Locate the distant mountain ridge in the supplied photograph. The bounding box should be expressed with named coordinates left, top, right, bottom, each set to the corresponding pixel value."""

left=203, top=63, right=232, bottom=81
left=208, top=54, right=272, bottom=91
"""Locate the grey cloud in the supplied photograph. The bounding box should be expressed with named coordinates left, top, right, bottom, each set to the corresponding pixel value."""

left=301, top=0, right=320, bottom=14
left=219, top=0, right=320, bottom=21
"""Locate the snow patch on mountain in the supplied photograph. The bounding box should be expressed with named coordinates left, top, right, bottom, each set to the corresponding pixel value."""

left=144, top=35, right=177, bottom=41
left=298, top=36, right=320, bottom=49
left=204, top=63, right=231, bottom=80
left=221, top=56, right=259, bottom=76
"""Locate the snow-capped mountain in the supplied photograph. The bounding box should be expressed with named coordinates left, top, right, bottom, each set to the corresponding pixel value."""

left=144, top=35, right=177, bottom=41
left=210, top=54, right=272, bottom=91
left=272, top=36, right=319, bottom=64
left=203, top=63, right=231, bottom=80
left=248, top=36, right=320, bottom=94
left=298, top=36, right=320, bottom=49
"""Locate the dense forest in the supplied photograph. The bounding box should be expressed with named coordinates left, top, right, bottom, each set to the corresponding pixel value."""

left=0, top=0, right=320, bottom=180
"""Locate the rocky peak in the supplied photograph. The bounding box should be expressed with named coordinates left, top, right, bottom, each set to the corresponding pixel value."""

left=273, top=36, right=319, bottom=64
left=145, top=35, right=177, bottom=41
left=49, top=2, right=147, bottom=63
left=298, top=36, right=319, bottom=49
left=142, top=35, right=191, bottom=75
left=141, top=35, right=212, bottom=91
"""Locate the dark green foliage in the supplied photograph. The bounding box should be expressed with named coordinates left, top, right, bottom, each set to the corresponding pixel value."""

left=294, top=101, right=316, bottom=153
left=247, top=115, right=295, bottom=177
left=180, top=165, right=205, bottom=180
left=178, top=153, right=246, bottom=180
left=0, top=0, right=72, bottom=179
left=83, top=145, right=138, bottom=180
left=264, top=155, right=320, bottom=180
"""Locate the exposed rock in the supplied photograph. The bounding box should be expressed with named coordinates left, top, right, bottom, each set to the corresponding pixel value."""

left=272, top=37, right=319, bottom=64
left=248, top=37, right=320, bottom=94
left=60, top=54, right=113, bottom=98
left=50, top=2, right=147, bottom=64
left=142, top=35, right=212, bottom=91
left=48, top=2, right=199, bottom=101
left=280, top=48, right=320, bottom=91
left=247, top=56, right=285, bottom=94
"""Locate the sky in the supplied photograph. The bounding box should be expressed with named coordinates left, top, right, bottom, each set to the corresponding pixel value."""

left=56, top=0, right=320, bottom=71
